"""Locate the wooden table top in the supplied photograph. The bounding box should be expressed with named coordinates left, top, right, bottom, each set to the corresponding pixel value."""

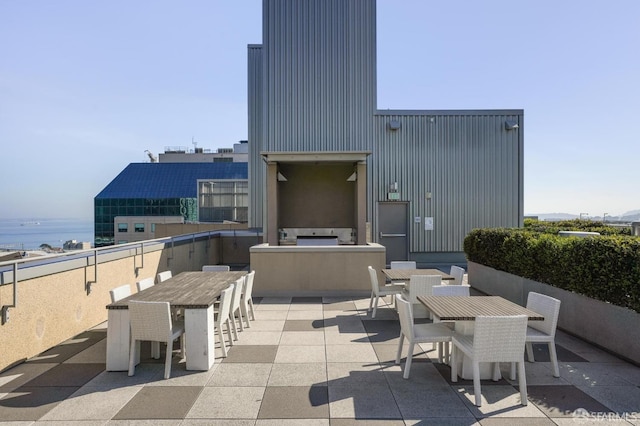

left=417, top=295, right=544, bottom=321
left=382, top=268, right=454, bottom=281
left=106, top=271, right=247, bottom=310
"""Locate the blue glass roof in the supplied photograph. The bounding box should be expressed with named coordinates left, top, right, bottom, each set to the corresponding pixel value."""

left=95, top=162, right=248, bottom=199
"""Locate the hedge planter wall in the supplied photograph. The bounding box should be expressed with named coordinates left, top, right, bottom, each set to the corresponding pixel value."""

left=468, top=261, right=640, bottom=365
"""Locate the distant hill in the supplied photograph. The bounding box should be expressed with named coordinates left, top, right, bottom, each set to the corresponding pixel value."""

left=527, top=210, right=640, bottom=222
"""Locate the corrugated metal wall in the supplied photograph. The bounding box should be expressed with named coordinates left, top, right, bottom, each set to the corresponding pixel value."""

left=248, top=44, right=264, bottom=228
left=371, top=111, right=523, bottom=253
left=262, top=0, right=377, bottom=151
left=248, top=0, right=525, bottom=258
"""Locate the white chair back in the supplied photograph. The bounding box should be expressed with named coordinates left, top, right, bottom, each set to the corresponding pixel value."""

left=472, top=315, right=528, bottom=362
left=244, top=270, right=255, bottom=298
left=136, top=277, right=154, bottom=292
left=395, top=294, right=415, bottom=341
left=109, top=284, right=131, bottom=303
left=431, top=284, right=470, bottom=297
left=218, top=283, right=234, bottom=322
left=406, top=275, right=441, bottom=303
left=156, top=270, right=172, bottom=283
left=202, top=265, right=231, bottom=271
left=390, top=261, right=416, bottom=269
left=368, top=266, right=381, bottom=296
left=230, top=277, right=243, bottom=312
left=526, top=292, right=561, bottom=336
left=449, top=265, right=465, bottom=285
left=129, top=301, right=173, bottom=342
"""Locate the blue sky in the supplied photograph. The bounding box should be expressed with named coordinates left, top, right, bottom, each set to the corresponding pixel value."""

left=1, top=0, right=638, bottom=220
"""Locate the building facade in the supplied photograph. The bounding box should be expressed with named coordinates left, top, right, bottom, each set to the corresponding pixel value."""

left=248, top=0, right=523, bottom=265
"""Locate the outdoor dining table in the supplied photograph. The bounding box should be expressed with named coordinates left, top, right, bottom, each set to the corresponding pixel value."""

left=381, top=268, right=454, bottom=283
left=106, top=271, right=246, bottom=372
left=418, top=295, right=544, bottom=380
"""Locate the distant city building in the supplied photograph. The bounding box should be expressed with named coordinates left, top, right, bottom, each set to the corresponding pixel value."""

left=158, top=141, right=248, bottom=163
left=94, top=145, right=248, bottom=247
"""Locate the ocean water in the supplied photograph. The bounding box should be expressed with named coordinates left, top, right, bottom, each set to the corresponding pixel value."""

left=0, top=218, right=94, bottom=251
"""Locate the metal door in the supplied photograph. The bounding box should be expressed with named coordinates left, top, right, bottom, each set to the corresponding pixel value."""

left=378, top=202, right=408, bottom=265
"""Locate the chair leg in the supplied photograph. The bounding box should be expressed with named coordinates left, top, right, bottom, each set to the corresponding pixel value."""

left=179, top=335, right=185, bottom=359
left=450, top=345, right=458, bottom=382
left=403, top=342, right=415, bottom=379
left=372, top=295, right=379, bottom=318
left=473, top=362, right=482, bottom=406
left=236, top=309, right=244, bottom=332
left=164, top=341, right=173, bottom=379
left=526, top=342, right=535, bottom=362
left=128, top=339, right=139, bottom=377
left=248, top=299, right=255, bottom=320
left=518, top=360, right=528, bottom=405
left=217, top=320, right=228, bottom=357
left=241, top=303, right=251, bottom=328
left=395, top=333, right=404, bottom=364
left=548, top=342, right=560, bottom=377
left=510, top=362, right=516, bottom=381
left=225, top=318, right=234, bottom=347
left=368, top=292, right=375, bottom=311
left=229, top=313, right=239, bottom=341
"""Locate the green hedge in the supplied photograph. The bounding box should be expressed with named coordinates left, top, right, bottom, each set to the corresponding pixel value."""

left=464, top=225, right=640, bottom=313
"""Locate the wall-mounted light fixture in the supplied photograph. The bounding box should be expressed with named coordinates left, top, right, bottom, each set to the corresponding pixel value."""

left=505, top=120, right=519, bottom=131
left=388, top=119, right=401, bottom=131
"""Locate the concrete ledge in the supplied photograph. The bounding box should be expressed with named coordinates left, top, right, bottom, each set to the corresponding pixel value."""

left=250, top=243, right=385, bottom=296
left=468, top=261, right=640, bottom=365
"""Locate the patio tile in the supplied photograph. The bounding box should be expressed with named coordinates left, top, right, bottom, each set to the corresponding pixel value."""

left=323, top=300, right=358, bottom=312
left=268, top=363, right=327, bottom=386
left=477, top=419, right=554, bottom=425
left=499, top=362, right=571, bottom=386
left=384, top=362, right=450, bottom=389
left=432, top=363, right=512, bottom=387
left=256, top=420, right=329, bottom=426
left=258, top=297, right=292, bottom=305
left=577, top=384, right=640, bottom=416
left=258, top=385, right=329, bottom=419
left=63, top=338, right=107, bottom=364
left=275, top=345, right=326, bottom=363
left=327, top=363, right=389, bottom=387
left=525, top=385, right=612, bottom=418
left=113, top=385, right=202, bottom=419
left=186, top=386, right=264, bottom=419
left=85, top=364, right=164, bottom=387
left=391, top=385, right=475, bottom=419
left=332, top=419, right=404, bottom=426
left=559, top=362, right=637, bottom=386
left=39, top=384, right=141, bottom=421
left=287, top=310, right=325, bottom=320
left=361, top=320, right=400, bottom=334
left=222, top=345, right=278, bottom=363
left=244, top=320, right=286, bottom=331
left=527, top=343, right=588, bottom=363
left=207, top=363, right=272, bottom=387
left=328, top=383, right=401, bottom=419
left=183, top=420, right=255, bottom=426
left=291, top=297, right=323, bottom=304
left=25, top=335, right=103, bottom=364
left=454, top=385, right=547, bottom=418
left=283, top=319, right=325, bottom=331
left=0, top=362, right=58, bottom=393
left=0, top=385, right=81, bottom=421
left=372, top=342, right=430, bottom=365
left=280, top=331, right=326, bottom=345
left=24, top=363, right=105, bottom=387
left=324, top=330, right=370, bottom=345
left=326, top=344, right=379, bottom=363
left=232, top=331, right=282, bottom=345
left=323, top=316, right=366, bottom=333
left=254, top=310, right=289, bottom=320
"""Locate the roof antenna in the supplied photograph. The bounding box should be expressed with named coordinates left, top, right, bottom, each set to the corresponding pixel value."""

left=144, top=150, right=157, bottom=163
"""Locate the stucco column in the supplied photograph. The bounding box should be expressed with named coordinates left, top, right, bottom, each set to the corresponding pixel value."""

left=266, top=162, right=279, bottom=245
left=356, top=161, right=367, bottom=245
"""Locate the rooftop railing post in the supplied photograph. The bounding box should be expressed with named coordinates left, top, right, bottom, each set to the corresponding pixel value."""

left=1, top=262, right=18, bottom=325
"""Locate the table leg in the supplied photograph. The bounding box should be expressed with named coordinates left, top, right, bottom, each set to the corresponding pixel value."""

left=106, top=309, right=139, bottom=371
left=454, top=321, right=498, bottom=380
left=184, top=306, right=215, bottom=370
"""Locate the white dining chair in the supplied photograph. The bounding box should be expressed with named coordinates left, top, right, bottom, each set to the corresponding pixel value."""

left=128, top=300, right=185, bottom=379
left=431, top=284, right=470, bottom=297
left=451, top=315, right=529, bottom=407
left=202, top=265, right=231, bottom=271
left=395, top=295, right=454, bottom=378
left=228, top=276, right=245, bottom=340
left=368, top=266, right=404, bottom=318
left=512, top=292, right=561, bottom=378
left=449, top=265, right=465, bottom=285
left=109, top=284, right=132, bottom=303
left=214, top=283, right=235, bottom=357
left=390, top=261, right=417, bottom=269
left=135, top=277, right=155, bottom=292
left=402, top=274, right=442, bottom=319
left=240, top=270, right=256, bottom=327
left=156, top=270, right=172, bottom=283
